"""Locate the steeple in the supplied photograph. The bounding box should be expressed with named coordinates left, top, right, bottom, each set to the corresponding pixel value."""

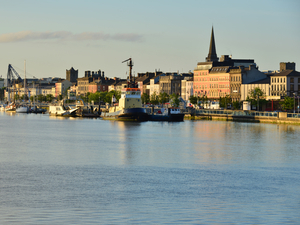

left=206, top=26, right=219, bottom=62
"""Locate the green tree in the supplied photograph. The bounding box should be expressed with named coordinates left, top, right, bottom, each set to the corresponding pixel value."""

left=57, top=94, right=63, bottom=101
left=189, top=95, right=198, bottom=105
left=280, top=96, right=294, bottom=111
left=20, top=94, right=29, bottom=101
left=232, top=101, right=241, bottom=110
left=46, top=94, right=54, bottom=102
left=104, top=90, right=121, bottom=104
left=158, top=92, right=169, bottom=104
left=219, top=95, right=232, bottom=109
left=88, top=92, right=101, bottom=103
left=14, top=94, right=20, bottom=101
left=37, top=94, right=46, bottom=102
left=150, top=92, right=159, bottom=105
left=170, top=93, right=180, bottom=107
left=247, top=87, right=266, bottom=111
left=141, top=93, right=150, bottom=104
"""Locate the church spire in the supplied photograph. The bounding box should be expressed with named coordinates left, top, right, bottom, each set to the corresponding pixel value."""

left=206, top=26, right=219, bottom=62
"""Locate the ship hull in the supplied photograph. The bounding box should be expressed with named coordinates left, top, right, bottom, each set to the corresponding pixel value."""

left=148, top=113, right=184, bottom=122
left=102, top=108, right=148, bottom=121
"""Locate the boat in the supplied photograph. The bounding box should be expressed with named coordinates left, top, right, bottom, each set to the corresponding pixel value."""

left=48, top=101, right=78, bottom=117
left=0, top=104, right=7, bottom=111
left=30, top=106, right=47, bottom=114
left=75, top=100, right=100, bottom=118
left=148, top=107, right=185, bottom=122
left=5, top=102, right=16, bottom=112
left=101, top=58, right=148, bottom=121
left=16, top=105, right=29, bottom=113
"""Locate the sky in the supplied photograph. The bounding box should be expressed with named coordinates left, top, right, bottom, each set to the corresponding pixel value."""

left=0, top=0, right=299, bottom=79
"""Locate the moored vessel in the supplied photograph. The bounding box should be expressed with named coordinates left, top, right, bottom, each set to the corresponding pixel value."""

left=49, top=100, right=78, bottom=117
left=148, top=107, right=184, bottom=122
left=101, top=58, right=148, bottom=121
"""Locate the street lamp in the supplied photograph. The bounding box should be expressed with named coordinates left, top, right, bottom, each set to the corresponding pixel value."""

left=297, top=96, right=299, bottom=113
left=293, top=92, right=296, bottom=113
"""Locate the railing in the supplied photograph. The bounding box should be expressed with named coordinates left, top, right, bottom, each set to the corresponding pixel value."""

left=287, top=113, right=300, bottom=118
left=182, top=109, right=279, bottom=118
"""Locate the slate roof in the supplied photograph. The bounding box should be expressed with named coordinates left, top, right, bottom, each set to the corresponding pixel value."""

left=270, top=70, right=300, bottom=77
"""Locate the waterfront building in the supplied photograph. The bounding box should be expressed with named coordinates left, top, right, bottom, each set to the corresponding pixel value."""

left=135, top=72, right=157, bottom=95
left=230, top=65, right=267, bottom=101
left=108, top=78, right=127, bottom=92
left=66, top=67, right=78, bottom=83
left=149, top=73, right=165, bottom=97
left=241, top=77, right=270, bottom=101
left=193, top=27, right=266, bottom=101
left=270, top=62, right=300, bottom=98
left=181, top=77, right=193, bottom=102
left=77, top=70, right=104, bottom=96
left=77, top=77, right=90, bottom=96
left=159, top=73, right=183, bottom=95
left=55, top=79, right=72, bottom=97
left=88, top=76, right=115, bottom=93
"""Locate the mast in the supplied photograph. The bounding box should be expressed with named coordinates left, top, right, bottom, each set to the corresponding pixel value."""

left=24, top=60, right=26, bottom=101
left=122, top=58, right=135, bottom=88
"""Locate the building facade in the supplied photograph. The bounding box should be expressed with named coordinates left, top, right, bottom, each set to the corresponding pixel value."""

left=66, top=67, right=78, bottom=83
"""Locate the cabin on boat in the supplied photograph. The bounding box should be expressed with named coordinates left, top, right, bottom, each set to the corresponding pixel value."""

left=118, top=88, right=142, bottom=109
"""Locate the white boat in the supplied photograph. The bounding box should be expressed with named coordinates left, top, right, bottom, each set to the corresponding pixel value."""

left=16, top=105, right=29, bottom=113
left=49, top=105, right=78, bottom=117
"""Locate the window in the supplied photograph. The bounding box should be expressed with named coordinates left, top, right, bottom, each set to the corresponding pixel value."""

left=291, top=84, right=294, bottom=91
left=291, top=78, right=294, bottom=83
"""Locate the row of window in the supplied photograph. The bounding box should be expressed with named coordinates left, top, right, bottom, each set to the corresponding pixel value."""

left=195, top=72, right=208, bottom=76
left=231, top=76, right=241, bottom=82
left=194, top=84, right=230, bottom=89
left=271, top=85, right=285, bottom=91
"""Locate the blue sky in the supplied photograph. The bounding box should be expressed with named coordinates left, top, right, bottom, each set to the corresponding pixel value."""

left=0, top=0, right=299, bottom=79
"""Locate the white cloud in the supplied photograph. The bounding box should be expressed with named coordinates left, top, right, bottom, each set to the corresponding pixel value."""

left=0, top=31, right=143, bottom=43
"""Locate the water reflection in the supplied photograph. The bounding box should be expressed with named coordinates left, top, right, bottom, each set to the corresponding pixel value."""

left=192, top=121, right=300, bottom=164
left=109, top=121, right=143, bottom=165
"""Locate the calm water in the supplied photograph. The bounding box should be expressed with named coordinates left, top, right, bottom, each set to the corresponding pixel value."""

left=0, top=112, right=299, bottom=224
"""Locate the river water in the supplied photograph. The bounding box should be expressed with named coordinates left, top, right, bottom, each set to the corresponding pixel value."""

left=0, top=112, right=299, bottom=224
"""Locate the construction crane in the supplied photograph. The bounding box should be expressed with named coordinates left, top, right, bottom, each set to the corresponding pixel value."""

left=122, top=58, right=136, bottom=88
left=6, top=64, right=23, bottom=102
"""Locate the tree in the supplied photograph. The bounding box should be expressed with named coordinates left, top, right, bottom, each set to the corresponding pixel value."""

left=20, top=94, right=29, bottom=101
left=189, top=95, right=198, bottom=105
left=88, top=92, right=101, bottom=103
left=141, top=93, right=150, bottom=104
left=104, top=90, right=121, bottom=104
left=219, top=95, right=232, bottom=108
left=280, top=96, right=294, bottom=111
left=46, top=94, right=54, bottom=102
left=150, top=92, right=159, bottom=105
left=170, top=93, right=180, bottom=107
left=247, top=87, right=266, bottom=111
left=57, top=94, right=63, bottom=101
left=14, top=94, right=20, bottom=101
left=158, top=92, right=169, bottom=104
left=232, top=101, right=241, bottom=110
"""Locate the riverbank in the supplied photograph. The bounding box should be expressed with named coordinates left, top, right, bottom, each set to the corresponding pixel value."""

left=183, top=109, right=300, bottom=125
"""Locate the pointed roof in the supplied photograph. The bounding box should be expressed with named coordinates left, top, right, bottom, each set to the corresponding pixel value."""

left=206, top=27, right=219, bottom=62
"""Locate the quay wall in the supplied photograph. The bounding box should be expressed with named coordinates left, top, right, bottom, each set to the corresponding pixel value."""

left=183, top=109, right=300, bottom=125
